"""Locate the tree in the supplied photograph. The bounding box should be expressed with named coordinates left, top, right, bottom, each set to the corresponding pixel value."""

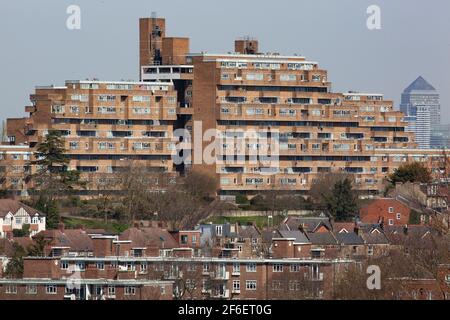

left=326, top=178, right=359, bottom=222
left=27, top=234, right=50, bottom=257
left=12, top=224, right=30, bottom=237
left=183, top=171, right=217, bottom=200
left=389, top=162, right=432, bottom=185
left=4, top=243, right=26, bottom=278
left=309, top=173, right=351, bottom=210
left=30, top=131, right=84, bottom=228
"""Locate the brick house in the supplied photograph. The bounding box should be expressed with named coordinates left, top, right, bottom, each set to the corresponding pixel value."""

left=360, top=198, right=411, bottom=226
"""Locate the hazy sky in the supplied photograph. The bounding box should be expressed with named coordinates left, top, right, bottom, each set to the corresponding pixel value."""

left=1, top=0, right=449, bottom=123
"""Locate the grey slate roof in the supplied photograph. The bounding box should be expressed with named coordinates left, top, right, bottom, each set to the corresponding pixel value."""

left=283, top=217, right=332, bottom=233
left=334, top=232, right=365, bottom=245
left=279, top=230, right=311, bottom=244
left=307, top=232, right=338, bottom=245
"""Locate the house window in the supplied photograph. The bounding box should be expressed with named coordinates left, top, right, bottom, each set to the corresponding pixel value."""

left=124, top=286, right=136, bottom=296
left=246, top=263, right=257, bottom=272
left=388, top=219, right=394, bottom=226
left=46, top=285, right=57, bottom=294
left=75, top=262, right=86, bottom=271
left=15, top=217, right=22, bottom=224
left=272, top=281, right=283, bottom=291
left=233, top=280, right=240, bottom=292
left=290, top=264, right=300, bottom=272
left=160, top=286, right=166, bottom=295
left=368, top=246, right=374, bottom=256
left=26, top=285, right=37, bottom=295
left=233, top=263, right=240, bottom=274
left=396, top=213, right=401, bottom=220
left=289, top=281, right=301, bottom=291
left=180, top=235, right=189, bottom=245
left=5, top=285, right=17, bottom=294
left=126, top=262, right=135, bottom=271
left=32, top=216, right=39, bottom=224
left=108, top=286, right=115, bottom=296
left=60, top=261, right=69, bottom=270
left=187, top=264, right=197, bottom=272
left=273, top=264, right=283, bottom=272
left=96, top=262, right=105, bottom=270
left=246, top=280, right=257, bottom=291
left=192, top=235, right=197, bottom=244
left=388, top=207, right=394, bottom=213
left=215, top=225, right=223, bottom=236
left=203, top=263, right=210, bottom=273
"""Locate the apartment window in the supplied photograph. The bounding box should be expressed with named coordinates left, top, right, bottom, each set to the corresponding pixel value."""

left=5, top=285, right=17, bottom=294
left=70, top=106, right=80, bottom=114
left=192, top=235, right=197, bottom=244
left=233, top=280, right=240, bottom=292
left=51, top=105, right=65, bottom=113
left=396, top=213, right=402, bottom=220
left=246, top=73, right=264, bottom=81
left=246, top=263, right=257, bottom=273
left=203, top=263, right=210, bottom=273
left=132, top=95, right=151, bottom=102
left=69, top=142, right=79, bottom=150
left=215, top=225, right=223, bottom=236
left=60, top=261, right=69, bottom=270
left=97, top=95, right=116, bottom=102
left=233, top=263, right=240, bottom=274
left=312, top=74, right=321, bottom=82
left=46, top=285, right=57, bottom=295
left=290, top=264, right=300, bottom=272
left=132, top=107, right=151, bottom=114
left=124, top=286, right=136, bottom=296
left=368, top=246, right=374, bottom=256
left=246, top=281, right=257, bottom=291
left=280, top=74, right=296, bottom=81
left=26, top=285, right=37, bottom=295
left=273, top=264, right=283, bottom=272
left=96, top=262, right=105, bottom=270
left=97, top=106, right=116, bottom=114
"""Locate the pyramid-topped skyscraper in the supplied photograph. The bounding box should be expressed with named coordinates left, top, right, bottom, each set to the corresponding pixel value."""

left=400, top=76, right=440, bottom=126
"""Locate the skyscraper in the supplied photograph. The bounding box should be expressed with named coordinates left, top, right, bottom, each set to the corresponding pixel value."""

left=404, top=106, right=431, bottom=149
left=400, top=76, right=440, bottom=126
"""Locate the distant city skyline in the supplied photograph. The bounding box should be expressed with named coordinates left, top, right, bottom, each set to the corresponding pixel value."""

left=1, top=0, right=449, bottom=123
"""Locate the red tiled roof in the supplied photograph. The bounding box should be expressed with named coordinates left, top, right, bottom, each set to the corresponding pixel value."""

left=0, top=199, right=44, bottom=218
left=120, top=227, right=178, bottom=249
left=37, top=229, right=93, bottom=252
